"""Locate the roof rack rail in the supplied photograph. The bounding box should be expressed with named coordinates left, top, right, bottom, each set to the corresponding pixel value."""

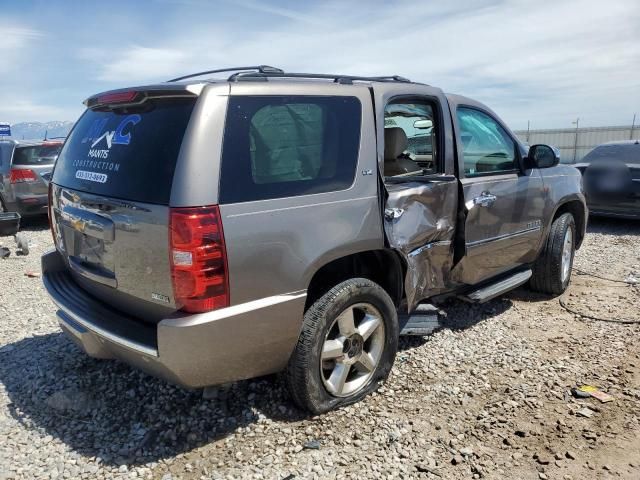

left=228, top=71, right=414, bottom=84
left=168, top=65, right=283, bottom=82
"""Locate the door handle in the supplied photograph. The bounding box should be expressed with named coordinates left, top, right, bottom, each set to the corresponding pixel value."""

left=471, top=192, right=497, bottom=208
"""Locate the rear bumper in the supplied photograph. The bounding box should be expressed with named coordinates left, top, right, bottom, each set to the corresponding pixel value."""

left=42, top=249, right=306, bottom=388
left=4, top=193, right=48, bottom=216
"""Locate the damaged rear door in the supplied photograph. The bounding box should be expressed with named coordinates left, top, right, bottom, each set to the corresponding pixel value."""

left=374, top=85, right=458, bottom=310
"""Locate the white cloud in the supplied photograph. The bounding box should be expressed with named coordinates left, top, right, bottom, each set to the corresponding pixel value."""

left=88, top=0, right=639, bottom=128
left=229, top=0, right=327, bottom=26
left=0, top=96, right=82, bottom=124
left=82, top=46, right=190, bottom=82
left=0, top=24, right=42, bottom=52
left=3, top=1, right=639, bottom=126
left=0, top=20, right=43, bottom=75
left=161, top=0, right=326, bottom=25
left=0, top=20, right=62, bottom=123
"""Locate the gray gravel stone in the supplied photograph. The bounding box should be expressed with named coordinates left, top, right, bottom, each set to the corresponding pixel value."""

left=459, top=446, right=473, bottom=456
left=1, top=212, right=639, bottom=480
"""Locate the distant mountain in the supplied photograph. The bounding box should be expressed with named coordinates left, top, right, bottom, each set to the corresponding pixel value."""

left=8, top=121, right=74, bottom=141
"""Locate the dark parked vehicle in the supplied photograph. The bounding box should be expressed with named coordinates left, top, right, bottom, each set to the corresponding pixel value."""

left=42, top=66, right=587, bottom=413
left=0, top=139, right=63, bottom=216
left=573, top=140, right=640, bottom=219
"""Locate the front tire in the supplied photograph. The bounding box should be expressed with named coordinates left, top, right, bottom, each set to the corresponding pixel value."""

left=530, top=213, right=576, bottom=295
left=286, top=278, right=398, bottom=414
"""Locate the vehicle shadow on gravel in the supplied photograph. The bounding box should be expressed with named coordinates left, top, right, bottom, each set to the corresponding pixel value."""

left=398, top=297, right=513, bottom=351
left=586, top=216, right=640, bottom=236
left=18, top=215, right=49, bottom=232
left=503, top=287, right=554, bottom=303
left=504, top=216, right=640, bottom=305
left=1, top=298, right=515, bottom=468
left=0, top=332, right=304, bottom=468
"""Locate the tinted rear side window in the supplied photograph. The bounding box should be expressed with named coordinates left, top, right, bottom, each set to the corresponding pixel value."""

left=13, top=144, right=62, bottom=165
left=52, top=98, right=195, bottom=205
left=220, top=95, right=361, bottom=203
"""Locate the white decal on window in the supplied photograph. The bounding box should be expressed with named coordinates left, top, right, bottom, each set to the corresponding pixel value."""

left=75, top=170, right=108, bottom=183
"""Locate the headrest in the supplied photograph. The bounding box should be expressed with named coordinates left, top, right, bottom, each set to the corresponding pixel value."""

left=384, top=127, right=408, bottom=161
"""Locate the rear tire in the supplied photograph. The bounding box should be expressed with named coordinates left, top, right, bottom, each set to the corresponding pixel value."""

left=286, top=278, right=398, bottom=414
left=530, top=213, right=575, bottom=295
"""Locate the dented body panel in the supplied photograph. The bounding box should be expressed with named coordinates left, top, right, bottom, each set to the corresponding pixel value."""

left=384, top=179, right=458, bottom=309
left=381, top=92, right=586, bottom=307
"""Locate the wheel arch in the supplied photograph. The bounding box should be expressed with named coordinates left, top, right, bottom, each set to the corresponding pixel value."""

left=549, top=197, right=587, bottom=249
left=305, top=249, right=405, bottom=310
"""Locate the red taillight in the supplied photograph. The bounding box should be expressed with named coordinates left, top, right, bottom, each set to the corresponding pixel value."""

left=169, top=205, right=229, bottom=313
left=10, top=168, right=37, bottom=183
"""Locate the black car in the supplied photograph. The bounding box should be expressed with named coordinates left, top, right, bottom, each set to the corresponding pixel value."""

left=573, top=140, right=640, bottom=219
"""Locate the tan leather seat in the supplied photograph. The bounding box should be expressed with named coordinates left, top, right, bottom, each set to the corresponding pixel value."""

left=384, top=127, right=420, bottom=176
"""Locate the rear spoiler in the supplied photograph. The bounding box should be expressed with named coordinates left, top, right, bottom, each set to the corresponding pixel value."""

left=84, top=84, right=204, bottom=109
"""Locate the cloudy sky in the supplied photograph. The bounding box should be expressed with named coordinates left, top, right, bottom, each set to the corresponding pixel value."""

left=1, top=0, right=639, bottom=129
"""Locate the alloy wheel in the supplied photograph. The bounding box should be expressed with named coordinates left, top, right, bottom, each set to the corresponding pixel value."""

left=561, top=227, right=573, bottom=283
left=320, top=303, right=385, bottom=397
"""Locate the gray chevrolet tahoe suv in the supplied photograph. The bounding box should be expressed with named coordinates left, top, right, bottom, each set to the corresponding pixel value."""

left=42, top=66, right=587, bottom=413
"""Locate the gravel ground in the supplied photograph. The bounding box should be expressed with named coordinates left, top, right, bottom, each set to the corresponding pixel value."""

left=0, top=216, right=639, bottom=480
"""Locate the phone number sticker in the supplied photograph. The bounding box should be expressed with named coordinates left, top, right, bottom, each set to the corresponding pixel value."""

left=75, top=170, right=108, bottom=183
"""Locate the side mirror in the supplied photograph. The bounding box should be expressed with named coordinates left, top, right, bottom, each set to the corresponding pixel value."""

left=413, top=119, right=433, bottom=130
left=528, top=144, right=560, bottom=168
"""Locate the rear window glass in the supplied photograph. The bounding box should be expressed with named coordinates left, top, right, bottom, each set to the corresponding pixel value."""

left=220, top=95, right=361, bottom=203
left=13, top=144, right=62, bottom=165
left=582, top=143, right=640, bottom=164
left=52, top=98, right=195, bottom=205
